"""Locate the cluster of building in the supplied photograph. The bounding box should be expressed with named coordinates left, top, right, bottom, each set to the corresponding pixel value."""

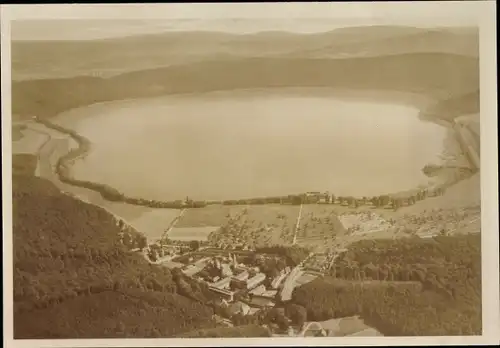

left=176, top=252, right=292, bottom=315
left=208, top=255, right=290, bottom=304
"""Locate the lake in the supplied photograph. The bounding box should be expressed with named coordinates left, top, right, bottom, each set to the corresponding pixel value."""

left=55, top=89, right=447, bottom=201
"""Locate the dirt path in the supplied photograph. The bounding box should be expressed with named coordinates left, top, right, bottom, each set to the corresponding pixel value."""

left=161, top=208, right=187, bottom=242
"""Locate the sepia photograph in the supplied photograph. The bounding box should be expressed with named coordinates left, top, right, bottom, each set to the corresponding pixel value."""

left=1, top=2, right=498, bottom=347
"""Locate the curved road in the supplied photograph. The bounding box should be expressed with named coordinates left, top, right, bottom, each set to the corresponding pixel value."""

left=279, top=251, right=314, bottom=302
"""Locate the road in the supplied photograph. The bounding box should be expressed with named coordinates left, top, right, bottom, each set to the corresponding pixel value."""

left=454, top=119, right=480, bottom=170
left=279, top=251, right=314, bottom=302
left=292, top=204, right=303, bottom=245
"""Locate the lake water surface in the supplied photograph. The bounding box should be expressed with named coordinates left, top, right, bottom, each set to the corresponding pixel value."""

left=56, top=90, right=446, bottom=201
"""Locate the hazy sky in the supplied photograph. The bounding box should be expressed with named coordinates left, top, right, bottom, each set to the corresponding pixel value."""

left=4, top=3, right=483, bottom=40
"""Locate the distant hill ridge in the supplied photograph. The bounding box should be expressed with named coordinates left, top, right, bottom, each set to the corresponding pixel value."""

left=11, top=25, right=478, bottom=81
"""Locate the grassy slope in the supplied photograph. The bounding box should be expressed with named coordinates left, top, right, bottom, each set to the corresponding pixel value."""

left=12, top=158, right=217, bottom=338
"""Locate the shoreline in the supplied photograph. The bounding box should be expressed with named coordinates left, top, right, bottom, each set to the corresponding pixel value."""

left=31, top=87, right=477, bottom=212
left=35, top=117, right=195, bottom=210
left=52, top=86, right=435, bottom=126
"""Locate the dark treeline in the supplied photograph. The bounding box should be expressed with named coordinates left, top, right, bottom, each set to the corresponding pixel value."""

left=13, top=173, right=221, bottom=338
left=220, top=184, right=459, bottom=211
left=291, top=234, right=481, bottom=336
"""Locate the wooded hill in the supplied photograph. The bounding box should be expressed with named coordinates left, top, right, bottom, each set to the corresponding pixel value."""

left=12, top=156, right=220, bottom=338
left=291, top=234, right=481, bottom=336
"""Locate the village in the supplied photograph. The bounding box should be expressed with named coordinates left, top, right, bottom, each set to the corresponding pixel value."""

left=136, top=238, right=384, bottom=336
left=114, top=186, right=481, bottom=337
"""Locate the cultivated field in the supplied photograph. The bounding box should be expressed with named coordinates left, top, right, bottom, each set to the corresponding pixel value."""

left=205, top=204, right=301, bottom=248
left=175, top=205, right=246, bottom=228
left=338, top=211, right=396, bottom=237
left=176, top=199, right=481, bottom=251
left=295, top=205, right=347, bottom=250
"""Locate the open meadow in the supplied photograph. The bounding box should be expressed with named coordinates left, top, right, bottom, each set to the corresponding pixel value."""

left=175, top=205, right=246, bottom=228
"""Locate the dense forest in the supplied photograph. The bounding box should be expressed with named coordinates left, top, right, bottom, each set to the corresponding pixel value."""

left=12, top=164, right=221, bottom=338
left=291, top=234, right=481, bottom=336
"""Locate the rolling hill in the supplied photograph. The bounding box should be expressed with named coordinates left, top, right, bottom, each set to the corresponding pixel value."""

left=11, top=26, right=478, bottom=80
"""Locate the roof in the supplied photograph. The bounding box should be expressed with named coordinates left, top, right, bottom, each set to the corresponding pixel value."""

left=234, top=270, right=250, bottom=280
left=249, top=297, right=275, bottom=308
left=249, top=284, right=266, bottom=295
left=248, top=273, right=266, bottom=283
left=261, top=290, right=278, bottom=298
